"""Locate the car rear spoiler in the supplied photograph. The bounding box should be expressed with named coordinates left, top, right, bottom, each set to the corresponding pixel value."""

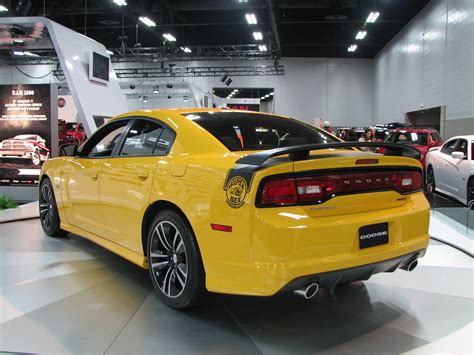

left=236, top=142, right=421, bottom=166
left=224, top=142, right=421, bottom=193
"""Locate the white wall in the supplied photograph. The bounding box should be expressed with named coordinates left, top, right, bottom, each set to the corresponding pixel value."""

left=114, top=57, right=374, bottom=126
left=373, top=0, right=474, bottom=137
left=0, top=58, right=373, bottom=127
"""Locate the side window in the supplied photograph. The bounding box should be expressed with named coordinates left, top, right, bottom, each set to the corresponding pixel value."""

left=153, top=126, right=175, bottom=155
left=456, top=139, right=468, bottom=155
left=120, top=119, right=165, bottom=156
left=79, top=124, right=85, bottom=132
left=80, top=120, right=129, bottom=158
left=441, top=139, right=458, bottom=155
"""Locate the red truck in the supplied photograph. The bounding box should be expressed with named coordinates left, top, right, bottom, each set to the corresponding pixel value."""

left=66, top=122, right=87, bottom=146
left=0, top=134, right=50, bottom=166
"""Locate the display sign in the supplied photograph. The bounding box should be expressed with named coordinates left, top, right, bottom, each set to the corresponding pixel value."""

left=0, top=84, right=52, bottom=186
left=226, top=104, right=260, bottom=111
left=89, top=51, right=110, bottom=84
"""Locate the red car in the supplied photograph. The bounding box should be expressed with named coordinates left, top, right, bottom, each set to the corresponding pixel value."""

left=0, top=134, right=50, bottom=166
left=66, top=122, right=87, bottom=145
left=58, top=119, right=70, bottom=146
left=384, top=128, right=443, bottom=167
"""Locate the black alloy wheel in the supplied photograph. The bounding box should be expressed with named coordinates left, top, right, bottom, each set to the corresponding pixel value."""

left=39, top=178, right=65, bottom=237
left=426, top=166, right=436, bottom=194
left=467, top=177, right=474, bottom=208
left=147, top=210, right=205, bottom=309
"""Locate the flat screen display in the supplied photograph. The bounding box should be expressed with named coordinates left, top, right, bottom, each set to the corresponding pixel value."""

left=89, top=52, right=109, bottom=84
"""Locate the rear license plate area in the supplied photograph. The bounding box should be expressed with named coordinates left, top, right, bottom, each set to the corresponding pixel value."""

left=359, top=222, right=389, bottom=249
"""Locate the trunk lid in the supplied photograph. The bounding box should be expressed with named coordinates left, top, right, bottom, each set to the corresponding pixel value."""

left=256, top=150, right=422, bottom=217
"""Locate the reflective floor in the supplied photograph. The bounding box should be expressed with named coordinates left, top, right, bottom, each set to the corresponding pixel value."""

left=0, top=218, right=473, bottom=354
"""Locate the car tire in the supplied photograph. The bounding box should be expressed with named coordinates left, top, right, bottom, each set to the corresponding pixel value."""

left=32, top=151, right=41, bottom=166
left=147, top=210, right=206, bottom=309
left=468, top=177, right=474, bottom=208
left=39, top=178, right=66, bottom=237
left=426, top=166, right=436, bottom=194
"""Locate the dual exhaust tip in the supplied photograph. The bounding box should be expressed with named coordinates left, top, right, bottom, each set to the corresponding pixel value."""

left=401, top=258, right=418, bottom=272
left=293, top=282, right=319, bottom=300
left=293, top=257, right=418, bottom=299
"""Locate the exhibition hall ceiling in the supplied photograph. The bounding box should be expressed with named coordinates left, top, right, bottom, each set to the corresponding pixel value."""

left=0, top=0, right=429, bottom=61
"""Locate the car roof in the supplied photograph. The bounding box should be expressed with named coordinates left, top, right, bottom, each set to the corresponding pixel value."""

left=445, top=135, right=474, bottom=141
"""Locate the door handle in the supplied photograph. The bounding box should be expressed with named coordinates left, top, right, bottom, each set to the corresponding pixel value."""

left=137, top=171, right=149, bottom=180
left=91, top=173, right=99, bottom=181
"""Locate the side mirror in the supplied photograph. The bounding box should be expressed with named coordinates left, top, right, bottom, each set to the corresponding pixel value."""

left=59, top=143, right=78, bottom=157
left=451, top=151, right=465, bottom=160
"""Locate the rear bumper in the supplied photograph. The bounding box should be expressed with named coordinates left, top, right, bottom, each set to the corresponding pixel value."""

left=201, top=191, right=430, bottom=296
left=278, top=249, right=425, bottom=293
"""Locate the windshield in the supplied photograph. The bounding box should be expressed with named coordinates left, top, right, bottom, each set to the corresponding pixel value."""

left=185, top=112, right=337, bottom=151
left=67, top=123, right=78, bottom=130
left=386, top=131, right=428, bottom=145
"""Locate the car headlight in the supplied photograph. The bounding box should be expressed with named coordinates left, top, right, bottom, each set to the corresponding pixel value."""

left=25, top=143, right=34, bottom=150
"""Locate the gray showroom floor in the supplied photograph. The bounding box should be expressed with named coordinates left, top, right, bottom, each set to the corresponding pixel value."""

left=0, top=218, right=473, bottom=354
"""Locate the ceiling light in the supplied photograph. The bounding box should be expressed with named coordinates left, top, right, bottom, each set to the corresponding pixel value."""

left=238, top=0, right=248, bottom=3
left=258, top=45, right=267, bottom=52
left=139, top=16, right=156, bottom=27
left=106, top=50, right=114, bottom=55
left=253, top=32, right=263, bottom=41
left=112, top=0, right=127, bottom=6
left=13, top=39, right=24, bottom=44
left=366, top=12, right=380, bottom=23
left=265, top=94, right=270, bottom=98
left=180, top=46, right=191, bottom=53
left=260, top=96, right=265, bottom=100
left=0, top=5, right=7, bottom=12
left=347, top=44, right=358, bottom=52
left=163, top=33, right=176, bottom=42
left=245, top=13, right=257, bottom=25
left=355, top=31, right=367, bottom=40
left=270, top=92, right=274, bottom=96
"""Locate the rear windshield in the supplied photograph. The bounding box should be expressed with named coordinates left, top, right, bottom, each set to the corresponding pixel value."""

left=386, top=131, right=428, bottom=146
left=185, top=112, right=337, bottom=151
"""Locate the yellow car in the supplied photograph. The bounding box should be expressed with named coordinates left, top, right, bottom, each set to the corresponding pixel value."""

left=40, top=109, right=430, bottom=308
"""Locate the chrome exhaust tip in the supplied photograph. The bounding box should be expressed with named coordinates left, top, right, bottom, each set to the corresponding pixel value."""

left=294, top=283, right=319, bottom=300
left=401, top=259, right=418, bottom=272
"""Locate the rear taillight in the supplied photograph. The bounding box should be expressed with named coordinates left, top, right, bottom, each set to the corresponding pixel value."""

left=258, top=170, right=422, bottom=207
left=261, top=178, right=297, bottom=205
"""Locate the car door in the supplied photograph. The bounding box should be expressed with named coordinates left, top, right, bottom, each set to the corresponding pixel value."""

left=62, top=119, right=130, bottom=236
left=436, top=139, right=459, bottom=191
left=447, top=139, right=470, bottom=198
left=99, top=117, right=176, bottom=253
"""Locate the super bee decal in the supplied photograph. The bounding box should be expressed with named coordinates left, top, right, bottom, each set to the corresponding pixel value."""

left=224, top=176, right=248, bottom=208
